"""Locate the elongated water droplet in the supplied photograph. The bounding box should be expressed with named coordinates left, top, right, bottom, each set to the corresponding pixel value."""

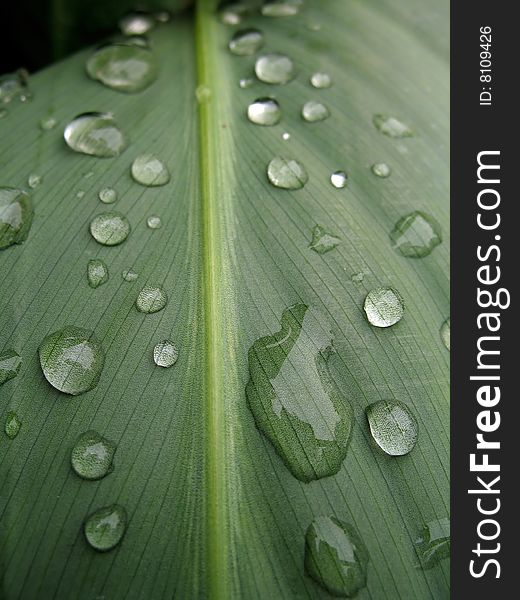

left=90, top=212, right=130, bottom=246
left=246, top=304, right=354, bottom=482
left=440, top=317, right=450, bottom=351
left=415, top=517, right=450, bottom=569
left=302, top=101, right=330, bottom=122
left=309, top=225, right=340, bottom=254
left=261, top=1, right=301, bottom=17
left=366, top=400, right=418, bottom=455
left=153, top=340, right=179, bottom=367
left=86, top=44, right=158, bottom=93
left=39, top=115, right=58, bottom=130
left=27, top=174, right=42, bottom=189
left=364, top=287, right=404, bottom=328
left=147, top=215, right=162, bottom=229
left=305, top=516, right=369, bottom=597
left=84, top=505, right=127, bottom=552
left=64, top=113, right=127, bottom=157
left=247, top=97, right=281, bottom=126
left=255, top=54, right=295, bottom=84
left=39, top=327, right=105, bottom=395
left=267, top=157, right=308, bottom=189
left=83, top=171, right=94, bottom=179
left=87, top=259, right=109, bottom=288
left=119, top=12, right=155, bottom=35
left=136, top=285, right=168, bottom=313
left=390, top=211, right=442, bottom=258
left=0, top=350, right=21, bottom=385
left=330, top=170, right=348, bottom=188
left=5, top=411, right=21, bottom=439
left=373, top=114, right=413, bottom=138
left=239, top=77, right=254, bottom=89
left=229, top=29, right=264, bottom=56
left=310, top=72, right=332, bottom=89
left=98, top=187, right=117, bottom=204
left=0, top=188, right=33, bottom=250
left=371, top=162, right=391, bottom=178
left=131, top=154, right=170, bottom=186
left=351, top=272, right=364, bottom=283
left=72, top=430, right=115, bottom=480
left=122, top=269, right=138, bottom=282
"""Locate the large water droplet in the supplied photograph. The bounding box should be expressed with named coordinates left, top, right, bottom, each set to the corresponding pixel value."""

left=305, top=516, right=369, bottom=597
left=86, top=44, right=158, bottom=93
left=229, top=29, right=264, bottom=56
left=39, top=115, right=58, bottom=130
left=309, top=225, right=341, bottom=254
left=371, top=162, right=391, bottom=178
left=255, top=54, right=295, bottom=84
left=146, top=215, right=162, bottom=229
left=5, top=411, right=21, bottom=439
left=119, top=12, right=155, bottom=35
left=64, top=113, right=127, bottom=158
left=0, top=188, right=33, bottom=250
left=98, top=187, right=117, bottom=204
left=135, top=285, right=168, bottom=313
left=84, top=504, right=127, bottom=552
left=153, top=340, right=179, bottom=367
left=247, top=97, right=281, bottom=126
left=39, top=327, right=105, bottom=395
left=364, top=287, right=404, bottom=328
left=302, top=101, right=330, bottom=122
left=0, top=350, right=21, bottom=385
left=267, top=157, right=308, bottom=189
left=415, top=517, right=450, bottom=569
left=90, top=212, right=130, bottom=246
left=440, top=317, right=450, bottom=351
left=261, top=1, right=302, bottom=17
left=27, top=174, right=42, bottom=189
left=131, top=154, right=170, bottom=187
left=71, top=430, right=115, bottom=480
left=246, top=304, right=354, bottom=482
left=373, top=114, right=413, bottom=138
left=390, top=211, right=442, bottom=258
left=310, top=72, right=332, bottom=89
left=366, top=400, right=418, bottom=456
left=87, top=259, right=109, bottom=288
left=122, top=269, right=138, bottom=282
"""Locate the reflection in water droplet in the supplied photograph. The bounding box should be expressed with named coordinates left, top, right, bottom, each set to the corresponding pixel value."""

left=310, top=72, right=332, bottom=89
left=5, top=411, right=21, bottom=439
left=246, top=304, right=354, bottom=482
left=72, top=430, right=115, bottom=480
left=373, top=114, right=413, bottom=138
left=84, top=504, right=127, bottom=552
left=39, top=326, right=105, bottom=395
left=147, top=215, right=162, bottom=229
left=302, top=101, right=330, bottom=122
left=90, top=212, right=130, bottom=246
left=440, top=317, right=450, bottom=351
left=27, top=174, right=42, bottom=189
left=364, top=287, right=404, bottom=328
left=366, top=400, right=418, bottom=455
left=64, top=113, right=127, bottom=158
left=261, top=1, right=301, bottom=17
left=87, top=259, right=109, bottom=289
left=131, top=154, right=170, bottom=186
left=98, top=187, right=117, bottom=204
left=415, top=517, right=450, bottom=569
left=267, top=157, right=308, bottom=190
left=136, top=285, right=168, bottom=313
left=153, top=340, right=179, bottom=367
left=247, top=97, right=281, bottom=126
left=390, top=211, right=442, bottom=258
left=122, top=269, right=138, bottom=282
left=0, top=188, right=33, bottom=250
left=0, top=350, right=22, bottom=385
left=330, top=171, right=348, bottom=189
left=371, top=162, right=391, bottom=178
left=229, top=29, right=264, bottom=56
left=39, top=116, right=58, bottom=130
left=119, top=12, right=155, bottom=35
left=305, top=516, right=369, bottom=597
left=239, top=78, right=254, bottom=89
left=309, top=225, right=341, bottom=254
left=255, top=54, right=295, bottom=84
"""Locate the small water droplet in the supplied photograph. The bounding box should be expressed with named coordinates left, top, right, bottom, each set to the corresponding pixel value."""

left=39, top=115, right=58, bottom=130
left=146, top=215, right=162, bottom=229
left=87, top=259, right=109, bottom=288
left=131, top=154, right=170, bottom=186
left=373, top=114, right=413, bottom=138
left=219, top=2, right=249, bottom=25
left=83, top=171, right=94, bottom=179
left=0, top=188, right=33, bottom=250
left=155, top=10, right=171, bottom=23
left=90, top=212, right=130, bottom=246
left=351, top=272, right=364, bottom=283
left=64, top=113, right=127, bottom=158
left=229, top=29, right=264, bottom=56
left=330, top=170, right=348, bottom=188
left=153, top=340, right=179, bottom=367
left=261, top=1, right=302, bottom=17
left=72, top=430, right=115, bottom=480
left=440, top=317, right=450, bottom=351
left=305, top=516, right=369, bottom=597
left=122, top=269, right=138, bottom=282
left=98, top=187, right=117, bottom=204
left=0, top=69, right=29, bottom=104
left=246, top=304, right=354, bottom=482
left=5, top=411, right=21, bottom=439
left=366, top=399, right=418, bottom=455
left=255, top=54, right=295, bottom=84
left=136, top=285, right=168, bottom=313
left=27, top=173, right=42, bottom=189
left=371, top=162, right=391, bottom=178
left=239, top=78, right=254, bottom=89
left=364, top=287, right=404, bottom=328
left=309, top=225, right=340, bottom=254
left=0, top=108, right=8, bottom=118
left=390, top=211, right=442, bottom=258
left=119, top=12, right=155, bottom=35
left=195, top=84, right=212, bottom=104
left=84, top=504, right=127, bottom=552
left=76, top=190, right=85, bottom=199
left=415, top=517, right=450, bottom=569
left=267, top=157, right=308, bottom=189
left=282, top=132, right=290, bottom=140
left=39, top=327, right=105, bottom=395
left=247, top=97, right=281, bottom=126
left=310, top=72, right=332, bottom=89
left=302, top=101, right=330, bottom=122
left=0, top=350, right=22, bottom=385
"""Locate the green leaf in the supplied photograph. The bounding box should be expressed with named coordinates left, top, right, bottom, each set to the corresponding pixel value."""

left=0, top=1, right=449, bottom=598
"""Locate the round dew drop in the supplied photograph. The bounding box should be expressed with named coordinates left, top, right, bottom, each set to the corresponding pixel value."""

left=64, top=113, right=128, bottom=158
left=90, top=212, right=130, bottom=246
left=27, top=174, right=42, bottom=189
left=330, top=171, right=348, bottom=189
left=131, top=154, right=170, bottom=186
left=87, top=259, right=109, bottom=288
left=153, top=340, right=179, bottom=367
left=371, top=162, right=391, bottom=178
left=301, top=101, right=330, bottom=122
left=228, top=29, right=264, bottom=56
left=247, top=98, right=281, bottom=126
left=146, top=215, right=162, bottom=229
left=119, top=12, right=155, bottom=35
left=364, top=287, right=404, bottom=328
left=310, top=72, right=332, bottom=88
left=366, top=399, right=418, bottom=456
left=255, top=54, right=295, bottom=84
left=122, top=269, right=138, bottom=282
left=84, top=504, right=127, bottom=552
left=267, top=157, right=308, bottom=189
left=135, top=285, right=168, bottom=313
left=72, top=430, right=115, bottom=480
left=98, top=187, right=117, bottom=204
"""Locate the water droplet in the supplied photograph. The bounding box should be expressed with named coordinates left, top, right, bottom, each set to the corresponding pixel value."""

left=229, top=29, right=264, bottom=56
left=84, top=505, right=127, bottom=552
left=146, top=215, right=162, bottom=229
left=373, top=114, right=413, bottom=138
left=131, top=154, right=170, bottom=186
left=239, top=78, right=254, bottom=89
left=153, top=340, right=179, bottom=367
left=39, top=327, right=105, bottom=395
left=86, top=44, right=158, bottom=93
left=135, top=285, right=168, bottom=313
left=247, top=97, right=281, bottom=126
left=122, top=269, right=138, bottom=282
left=440, top=317, right=450, bottom=351
left=71, top=430, right=115, bottom=480
left=246, top=304, right=354, bottom=482
left=366, top=400, right=418, bottom=455
left=0, top=350, right=22, bottom=385
left=364, top=287, right=404, bottom=328
left=305, top=516, right=369, bottom=597
left=255, top=54, right=295, bottom=84
left=415, top=517, right=450, bottom=569
left=351, top=272, right=364, bottom=283
left=195, top=84, right=212, bottom=104
left=371, top=162, right=391, bottom=178
left=309, top=225, right=341, bottom=254
left=83, top=171, right=94, bottom=179
left=76, top=190, right=85, bottom=199
left=390, top=211, right=442, bottom=258
left=119, top=12, right=155, bottom=35
left=64, top=113, right=127, bottom=158
left=90, top=212, right=130, bottom=246
left=98, top=187, right=117, bottom=204
left=302, top=101, right=330, bottom=122
left=219, top=2, right=249, bottom=25
left=0, top=108, right=8, bottom=118
left=261, top=1, right=302, bottom=17
left=87, top=259, right=109, bottom=289
left=25, top=174, right=41, bottom=189
left=155, top=10, right=171, bottom=23
left=5, top=411, right=21, bottom=439
left=0, top=188, right=33, bottom=250
left=0, top=69, right=29, bottom=104
left=282, top=132, right=290, bottom=141
left=330, top=170, right=347, bottom=188
left=39, top=115, right=58, bottom=130
left=267, top=157, right=308, bottom=189
left=310, top=72, right=332, bottom=89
